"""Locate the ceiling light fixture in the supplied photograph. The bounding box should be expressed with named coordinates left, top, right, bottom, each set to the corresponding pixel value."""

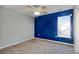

left=34, top=11, right=40, bottom=16
left=26, top=5, right=47, bottom=16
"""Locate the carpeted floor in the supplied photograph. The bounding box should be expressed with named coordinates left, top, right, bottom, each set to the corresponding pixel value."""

left=0, top=39, right=74, bottom=54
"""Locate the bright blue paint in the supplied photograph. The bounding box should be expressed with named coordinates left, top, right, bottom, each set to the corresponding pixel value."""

left=35, top=9, right=74, bottom=44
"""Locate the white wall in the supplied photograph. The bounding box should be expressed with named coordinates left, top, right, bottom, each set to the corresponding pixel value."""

left=74, top=6, right=79, bottom=53
left=0, top=7, right=34, bottom=49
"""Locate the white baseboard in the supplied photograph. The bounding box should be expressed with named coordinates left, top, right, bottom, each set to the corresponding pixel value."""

left=35, top=37, right=74, bottom=46
left=0, top=38, right=33, bottom=49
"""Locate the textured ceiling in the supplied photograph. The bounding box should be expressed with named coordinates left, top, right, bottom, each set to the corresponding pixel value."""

left=2, top=5, right=74, bottom=17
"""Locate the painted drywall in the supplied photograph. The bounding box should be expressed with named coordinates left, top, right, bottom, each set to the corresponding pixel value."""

left=35, top=9, right=73, bottom=44
left=74, top=6, right=79, bottom=53
left=0, top=7, right=34, bottom=48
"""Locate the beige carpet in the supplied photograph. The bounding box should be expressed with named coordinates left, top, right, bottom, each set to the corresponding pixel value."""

left=0, top=39, right=74, bottom=54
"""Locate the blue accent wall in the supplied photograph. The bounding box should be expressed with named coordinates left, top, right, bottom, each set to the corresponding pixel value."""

left=35, top=9, right=74, bottom=44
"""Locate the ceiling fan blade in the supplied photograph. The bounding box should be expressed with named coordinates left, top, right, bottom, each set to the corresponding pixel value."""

left=25, top=5, right=47, bottom=15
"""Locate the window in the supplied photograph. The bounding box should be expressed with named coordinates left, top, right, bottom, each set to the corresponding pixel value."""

left=57, top=14, right=72, bottom=38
